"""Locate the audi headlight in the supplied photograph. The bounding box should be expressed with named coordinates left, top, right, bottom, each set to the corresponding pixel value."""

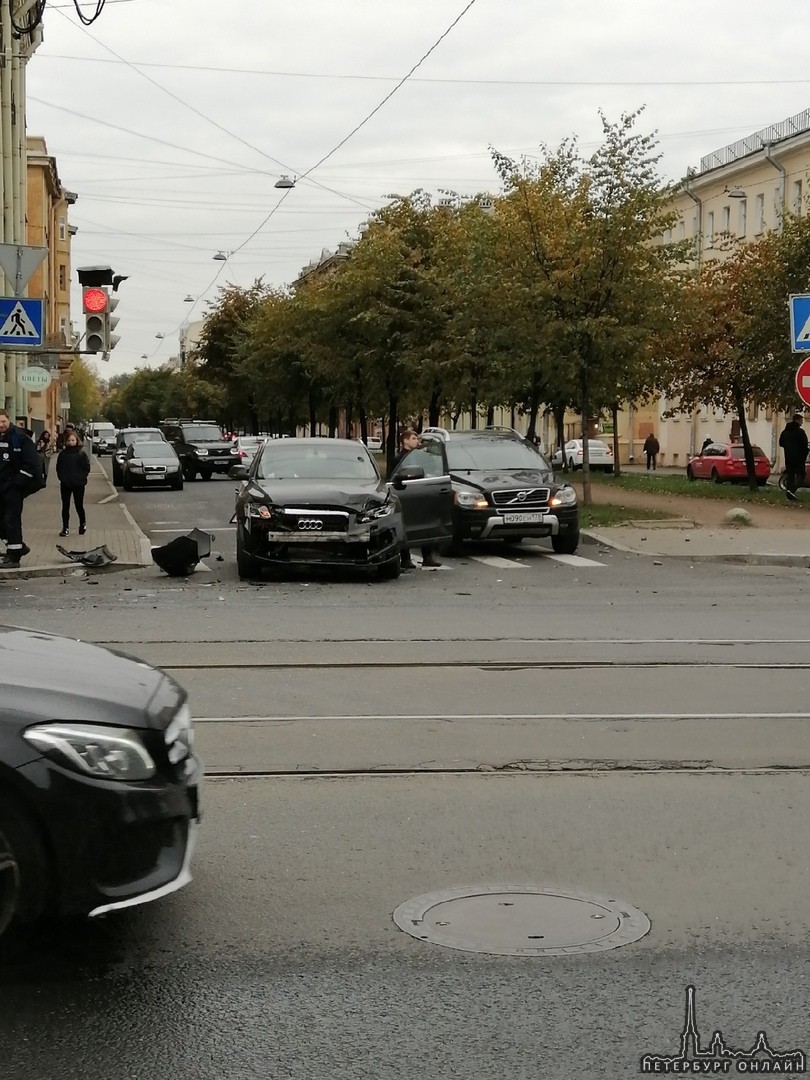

left=23, top=723, right=156, bottom=781
left=550, top=486, right=577, bottom=507
left=358, top=500, right=395, bottom=523
left=195, top=448, right=209, bottom=456
left=246, top=502, right=273, bottom=519
left=454, top=489, right=489, bottom=510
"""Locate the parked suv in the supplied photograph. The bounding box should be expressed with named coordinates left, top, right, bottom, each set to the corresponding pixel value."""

left=159, top=419, right=238, bottom=480
left=112, top=427, right=167, bottom=485
left=389, top=427, right=580, bottom=554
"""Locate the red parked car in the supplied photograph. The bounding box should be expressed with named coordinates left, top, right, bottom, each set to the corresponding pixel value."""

left=686, top=441, right=771, bottom=485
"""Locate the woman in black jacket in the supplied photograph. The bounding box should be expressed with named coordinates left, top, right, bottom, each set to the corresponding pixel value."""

left=55, top=430, right=91, bottom=536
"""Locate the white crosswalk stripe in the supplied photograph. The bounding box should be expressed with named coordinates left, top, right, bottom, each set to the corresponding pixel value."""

left=468, top=552, right=606, bottom=570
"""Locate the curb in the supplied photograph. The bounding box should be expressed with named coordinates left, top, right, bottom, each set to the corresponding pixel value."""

left=0, top=560, right=146, bottom=581
left=581, top=529, right=810, bottom=567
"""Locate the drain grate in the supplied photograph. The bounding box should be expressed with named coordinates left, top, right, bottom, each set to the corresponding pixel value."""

left=392, top=884, right=650, bottom=956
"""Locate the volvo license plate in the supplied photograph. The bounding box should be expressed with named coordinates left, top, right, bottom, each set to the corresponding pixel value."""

left=502, top=512, right=543, bottom=524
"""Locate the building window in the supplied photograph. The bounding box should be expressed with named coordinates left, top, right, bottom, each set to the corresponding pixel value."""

left=59, top=316, right=68, bottom=345
left=765, top=406, right=773, bottom=421
left=755, top=193, right=765, bottom=234
left=793, top=179, right=803, bottom=216
left=706, top=211, right=715, bottom=247
left=58, top=218, right=66, bottom=241
left=678, top=220, right=686, bottom=241
left=722, top=205, right=730, bottom=234
left=738, top=199, right=747, bottom=237
left=748, top=402, right=758, bottom=422
left=58, top=264, right=66, bottom=290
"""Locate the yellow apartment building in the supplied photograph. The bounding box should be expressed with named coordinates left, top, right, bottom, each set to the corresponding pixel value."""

left=657, top=108, right=810, bottom=468
left=24, top=135, right=77, bottom=438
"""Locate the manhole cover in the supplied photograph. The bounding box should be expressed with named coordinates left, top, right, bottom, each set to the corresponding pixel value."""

left=392, top=885, right=650, bottom=956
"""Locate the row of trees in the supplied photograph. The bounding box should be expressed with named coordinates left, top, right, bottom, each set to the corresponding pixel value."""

left=100, top=110, right=810, bottom=498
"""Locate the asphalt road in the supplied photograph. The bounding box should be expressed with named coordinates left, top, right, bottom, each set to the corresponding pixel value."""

left=1, top=465, right=809, bottom=1080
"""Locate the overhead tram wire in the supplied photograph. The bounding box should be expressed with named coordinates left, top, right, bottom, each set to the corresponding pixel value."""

left=53, top=6, right=377, bottom=214
left=299, top=0, right=481, bottom=182
left=38, top=54, right=810, bottom=88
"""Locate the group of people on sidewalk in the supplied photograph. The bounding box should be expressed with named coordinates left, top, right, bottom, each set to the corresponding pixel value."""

left=0, top=416, right=91, bottom=567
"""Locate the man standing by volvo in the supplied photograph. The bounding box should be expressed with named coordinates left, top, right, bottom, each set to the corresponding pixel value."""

left=0, top=409, right=38, bottom=566
left=779, top=412, right=809, bottom=502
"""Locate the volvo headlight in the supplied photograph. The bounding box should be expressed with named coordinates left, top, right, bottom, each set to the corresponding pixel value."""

left=454, top=489, right=489, bottom=510
left=195, top=448, right=209, bottom=456
left=358, top=499, right=395, bottom=523
left=550, top=486, right=577, bottom=507
left=23, top=723, right=156, bottom=781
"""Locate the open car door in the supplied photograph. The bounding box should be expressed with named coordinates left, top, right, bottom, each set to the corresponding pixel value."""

left=388, top=443, right=453, bottom=547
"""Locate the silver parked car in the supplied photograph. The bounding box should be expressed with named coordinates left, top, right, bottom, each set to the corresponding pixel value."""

left=122, top=440, right=183, bottom=491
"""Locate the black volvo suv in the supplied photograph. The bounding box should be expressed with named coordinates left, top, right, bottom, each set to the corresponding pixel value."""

left=159, top=419, right=238, bottom=480
left=388, top=427, right=580, bottom=554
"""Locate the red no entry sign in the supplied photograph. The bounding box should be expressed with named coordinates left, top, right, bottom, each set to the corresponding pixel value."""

left=796, top=356, right=810, bottom=405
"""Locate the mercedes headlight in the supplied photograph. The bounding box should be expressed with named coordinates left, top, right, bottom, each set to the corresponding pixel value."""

left=23, top=723, right=156, bottom=781
left=454, top=489, right=489, bottom=510
left=550, top=486, right=577, bottom=507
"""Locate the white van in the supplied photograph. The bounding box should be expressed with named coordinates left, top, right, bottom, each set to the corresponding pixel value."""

left=90, top=422, right=117, bottom=454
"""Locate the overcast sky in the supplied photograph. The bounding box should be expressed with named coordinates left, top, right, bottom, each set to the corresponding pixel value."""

left=24, top=0, right=809, bottom=379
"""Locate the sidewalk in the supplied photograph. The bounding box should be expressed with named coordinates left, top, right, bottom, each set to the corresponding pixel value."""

left=0, top=454, right=152, bottom=578
left=582, top=522, right=810, bottom=567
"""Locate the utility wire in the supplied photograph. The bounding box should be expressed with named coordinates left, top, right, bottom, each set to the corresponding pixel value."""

left=300, top=0, right=480, bottom=180
left=53, top=6, right=377, bottom=212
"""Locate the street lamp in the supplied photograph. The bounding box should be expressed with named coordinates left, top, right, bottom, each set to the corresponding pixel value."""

left=274, top=175, right=295, bottom=189
left=183, top=294, right=195, bottom=302
left=726, top=186, right=746, bottom=199
left=213, top=250, right=233, bottom=261
left=155, top=332, right=165, bottom=340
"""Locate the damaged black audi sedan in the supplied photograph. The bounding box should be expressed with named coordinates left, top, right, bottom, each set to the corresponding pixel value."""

left=232, top=437, right=452, bottom=580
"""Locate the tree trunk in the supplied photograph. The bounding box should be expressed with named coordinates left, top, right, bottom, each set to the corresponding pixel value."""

left=451, top=407, right=461, bottom=429
left=328, top=406, right=338, bottom=439
left=734, top=386, right=758, bottom=491
left=486, top=405, right=495, bottom=427
left=429, top=388, right=441, bottom=427
left=309, top=392, right=317, bottom=437
left=611, top=402, right=621, bottom=478
left=526, top=400, right=540, bottom=443
left=386, top=394, right=399, bottom=475
left=359, top=405, right=368, bottom=446
left=469, top=391, right=478, bottom=429
left=510, top=402, right=516, bottom=430
left=248, top=396, right=259, bottom=437
left=580, top=363, right=592, bottom=506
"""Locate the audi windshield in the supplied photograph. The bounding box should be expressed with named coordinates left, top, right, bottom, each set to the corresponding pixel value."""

left=257, top=445, right=379, bottom=481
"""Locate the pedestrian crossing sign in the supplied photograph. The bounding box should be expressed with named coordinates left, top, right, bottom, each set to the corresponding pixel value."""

left=0, top=297, right=43, bottom=348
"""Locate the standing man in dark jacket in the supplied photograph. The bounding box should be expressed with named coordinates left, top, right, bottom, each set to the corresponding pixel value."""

left=779, top=412, right=809, bottom=501
left=643, top=432, right=660, bottom=471
left=0, top=409, right=38, bottom=566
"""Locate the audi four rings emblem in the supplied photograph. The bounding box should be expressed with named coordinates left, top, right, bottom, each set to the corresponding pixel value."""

left=297, top=519, right=324, bottom=530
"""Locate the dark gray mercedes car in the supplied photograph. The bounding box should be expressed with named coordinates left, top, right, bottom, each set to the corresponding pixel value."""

left=0, top=627, right=201, bottom=939
left=232, top=437, right=452, bottom=580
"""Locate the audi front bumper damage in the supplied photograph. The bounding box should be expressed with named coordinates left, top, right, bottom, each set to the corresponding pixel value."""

left=242, top=516, right=402, bottom=570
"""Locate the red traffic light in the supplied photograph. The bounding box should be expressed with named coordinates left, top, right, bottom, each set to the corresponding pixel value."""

left=82, top=287, right=108, bottom=314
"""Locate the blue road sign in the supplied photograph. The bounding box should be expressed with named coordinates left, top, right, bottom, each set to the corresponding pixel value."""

left=789, top=294, right=810, bottom=352
left=0, top=297, right=43, bottom=348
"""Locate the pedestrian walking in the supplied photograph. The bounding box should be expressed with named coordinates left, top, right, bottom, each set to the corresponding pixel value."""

left=393, top=427, right=442, bottom=568
left=56, top=429, right=91, bottom=536
left=643, top=433, right=660, bottom=471
left=35, top=430, right=53, bottom=484
left=0, top=409, right=39, bottom=566
left=778, top=412, right=809, bottom=502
